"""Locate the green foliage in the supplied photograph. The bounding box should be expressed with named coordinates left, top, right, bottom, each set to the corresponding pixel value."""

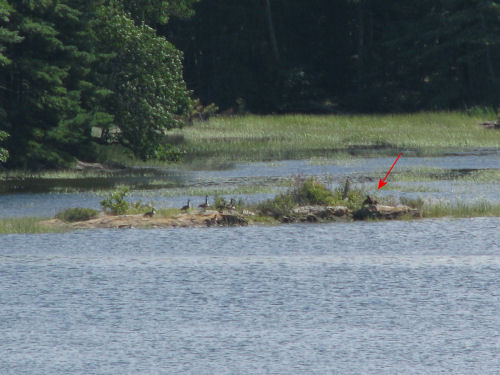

left=257, top=177, right=370, bottom=219
left=0, top=0, right=195, bottom=169
left=190, top=99, right=219, bottom=122
left=1, top=0, right=98, bottom=168
left=292, top=177, right=337, bottom=205
left=257, top=192, right=296, bottom=219
left=100, top=187, right=130, bottom=214
left=336, top=186, right=366, bottom=210
left=0, top=0, right=22, bottom=66
left=213, top=195, right=226, bottom=210
left=212, top=195, right=244, bottom=210
left=0, top=130, right=8, bottom=163
left=155, top=143, right=185, bottom=162
left=56, top=207, right=99, bottom=222
left=92, top=2, right=193, bottom=160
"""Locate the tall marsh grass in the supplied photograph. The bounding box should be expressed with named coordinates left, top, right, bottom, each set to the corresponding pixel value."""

left=0, top=217, right=66, bottom=234
left=393, top=167, right=500, bottom=183
left=421, top=200, right=500, bottom=218
left=172, top=112, right=499, bottom=161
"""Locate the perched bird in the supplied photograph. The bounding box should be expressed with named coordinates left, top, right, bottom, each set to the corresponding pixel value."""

left=181, top=199, right=191, bottom=211
left=226, top=198, right=236, bottom=210
left=342, top=177, right=351, bottom=200
left=363, top=195, right=378, bottom=206
left=198, top=195, right=210, bottom=209
left=143, top=207, right=156, bottom=218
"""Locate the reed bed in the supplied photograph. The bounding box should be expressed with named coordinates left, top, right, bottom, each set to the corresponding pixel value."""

left=421, top=200, right=500, bottom=218
left=0, top=217, right=67, bottom=234
left=392, top=167, right=500, bottom=183
left=173, top=112, right=498, bottom=161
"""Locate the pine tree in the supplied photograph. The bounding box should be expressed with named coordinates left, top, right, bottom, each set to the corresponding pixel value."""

left=0, top=0, right=122, bottom=168
left=0, top=0, right=22, bottom=163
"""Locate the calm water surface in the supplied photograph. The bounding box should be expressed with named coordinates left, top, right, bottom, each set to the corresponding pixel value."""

left=1, top=218, right=499, bottom=374
left=1, top=153, right=499, bottom=217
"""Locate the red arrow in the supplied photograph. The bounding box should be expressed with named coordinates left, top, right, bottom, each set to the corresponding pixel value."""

left=378, top=153, right=402, bottom=189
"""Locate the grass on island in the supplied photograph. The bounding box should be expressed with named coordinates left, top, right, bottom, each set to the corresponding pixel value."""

left=422, top=201, right=500, bottom=218
left=2, top=178, right=500, bottom=234
left=0, top=217, right=68, bottom=234
left=147, top=182, right=287, bottom=198
left=401, top=197, right=500, bottom=218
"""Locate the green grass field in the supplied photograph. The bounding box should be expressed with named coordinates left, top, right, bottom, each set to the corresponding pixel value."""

left=0, top=217, right=67, bottom=234
left=171, top=112, right=499, bottom=161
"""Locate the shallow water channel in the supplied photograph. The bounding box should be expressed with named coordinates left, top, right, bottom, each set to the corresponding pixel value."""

left=0, top=152, right=499, bottom=218
left=1, top=218, right=499, bottom=374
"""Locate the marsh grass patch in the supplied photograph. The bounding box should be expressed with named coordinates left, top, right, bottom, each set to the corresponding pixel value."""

left=0, top=217, right=67, bottom=234
left=56, top=207, right=100, bottom=222
left=174, top=112, right=499, bottom=162
left=421, top=200, right=500, bottom=218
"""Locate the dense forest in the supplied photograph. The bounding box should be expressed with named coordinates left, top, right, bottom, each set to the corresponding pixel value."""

left=1, top=0, right=499, bottom=168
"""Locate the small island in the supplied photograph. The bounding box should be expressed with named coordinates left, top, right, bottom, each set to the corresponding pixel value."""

left=41, top=178, right=419, bottom=231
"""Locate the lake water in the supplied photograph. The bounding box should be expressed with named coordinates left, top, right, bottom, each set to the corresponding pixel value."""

left=1, top=153, right=499, bottom=218
left=1, top=218, right=499, bottom=374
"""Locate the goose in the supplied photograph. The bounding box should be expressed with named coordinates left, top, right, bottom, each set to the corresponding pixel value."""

left=181, top=199, right=191, bottom=211
left=198, top=195, right=210, bottom=209
left=226, top=198, right=236, bottom=210
left=363, top=195, right=378, bottom=206
left=143, top=207, right=156, bottom=218
left=342, top=177, right=351, bottom=200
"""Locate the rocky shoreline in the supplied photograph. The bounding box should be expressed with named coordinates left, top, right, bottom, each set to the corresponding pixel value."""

left=42, top=204, right=418, bottom=230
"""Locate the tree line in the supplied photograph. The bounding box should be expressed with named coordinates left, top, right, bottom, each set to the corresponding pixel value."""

left=0, top=0, right=195, bottom=168
left=1, top=0, right=499, bottom=169
left=168, top=0, right=499, bottom=113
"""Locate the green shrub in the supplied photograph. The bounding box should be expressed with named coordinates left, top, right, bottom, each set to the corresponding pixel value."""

left=338, top=187, right=366, bottom=209
left=292, top=177, right=338, bottom=205
left=155, top=144, right=185, bottom=162
left=213, top=195, right=244, bottom=210
left=213, top=195, right=227, bottom=210
left=100, top=187, right=130, bottom=215
left=257, top=193, right=296, bottom=219
left=56, top=207, right=100, bottom=222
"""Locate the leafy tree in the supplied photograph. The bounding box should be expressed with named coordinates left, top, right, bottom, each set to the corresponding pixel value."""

left=92, top=3, right=192, bottom=159
left=0, top=0, right=194, bottom=168
left=0, top=130, right=8, bottom=163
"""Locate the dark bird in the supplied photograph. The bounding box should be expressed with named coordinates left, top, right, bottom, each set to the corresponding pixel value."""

left=363, top=195, right=378, bottom=206
left=181, top=199, right=191, bottom=211
left=198, top=195, right=210, bottom=209
left=143, top=207, right=156, bottom=218
left=226, top=198, right=236, bottom=210
left=342, top=177, right=351, bottom=200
